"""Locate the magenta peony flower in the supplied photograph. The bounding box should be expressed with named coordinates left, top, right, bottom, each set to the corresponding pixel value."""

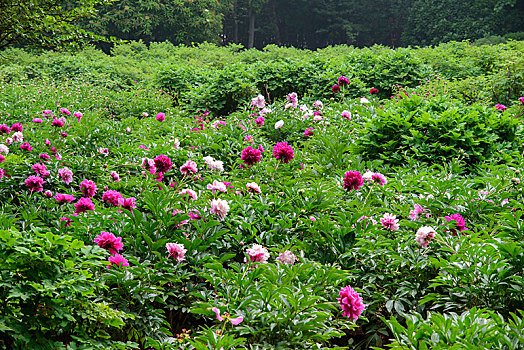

left=286, top=92, right=298, bottom=108
left=58, top=167, right=73, bottom=185
left=495, top=104, right=507, bottom=111
left=107, top=254, right=129, bottom=268
left=60, top=108, right=71, bottom=116
left=241, top=146, right=262, bottom=166
left=338, top=76, right=350, bottom=85
left=52, top=118, right=64, bottom=127
left=156, top=112, right=165, bottom=122
left=180, top=159, right=198, bottom=174
left=110, top=171, right=120, bottom=182
left=20, top=142, right=32, bottom=151
left=39, top=153, right=51, bottom=161
left=154, top=154, right=172, bottom=174
left=44, top=190, right=53, bottom=198
left=210, top=198, right=229, bottom=220
left=276, top=250, right=297, bottom=265
left=416, top=226, right=436, bottom=248
left=32, top=163, right=50, bottom=177
left=255, top=116, right=265, bottom=127
left=0, top=124, right=10, bottom=135
left=246, top=244, right=270, bottom=263
left=212, top=307, right=244, bottom=325
left=444, top=213, right=468, bottom=233
left=166, top=242, right=187, bottom=262
left=304, top=127, right=315, bottom=137
left=95, top=231, right=124, bottom=254
left=75, top=197, right=95, bottom=213
left=343, top=171, right=363, bottom=192
left=519, top=97, right=524, bottom=105
left=80, top=179, right=97, bottom=198
left=54, top=193, right=75, bottom=203
left=332, top=84, right=340, bottom=93
left=273, top=142, right=294, bottom=163
left=338, top=285, right=367, bottom=321
left=118, top=197, right=136, bottom=211
left=380, top=213, right=399, bottom=231
left=74, top=111, right=83, bottom=122
left=102, top=190, right=123, bottom=206
left=33, top=118, right=43, bottom=123
left=369, top=88, right=379, bottom=95
left=11, top=123, right=23, bottom=132
left=25, top=175, right=45, bottom=192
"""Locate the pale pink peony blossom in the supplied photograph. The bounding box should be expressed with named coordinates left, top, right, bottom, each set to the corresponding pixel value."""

left=415, top=226, right=436, bottom=248
left=245, top=244, right=270, bottom=264
left=380, top=213, right=399, bottom=231
left=276, top=250, right=297, bottom=265
left=210, top=198, right=229, bottom=220
left=166, top=243, right=187, bottom=262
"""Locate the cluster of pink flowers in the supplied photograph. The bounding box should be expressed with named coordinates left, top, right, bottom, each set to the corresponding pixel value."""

left=362, top=170, right=387, bottom=186
left=102, top=190, right=123, bottom=206
left=95, top=231, right=123, bottom=255
left=380, top=213, right=399, bottom=231
left=415, top=226, right=436, bottom=248
left=409, top=204, right=430, bottom=221
left=241, top=146, right=262, bottom=167
left=180, top=160, right=198, bottom=174
left=245, top=244, right=270, bottom=264
left=166, top=243, right=187, bottom=262
left=32, top=163, right=50, bottom=177
left=444, top=213, right=468, bottom=234
left=80, top=179, right=97, bottom=198
left=210, top=198, right=230, bottom=220
left=25, top=175, right=45, bottom=192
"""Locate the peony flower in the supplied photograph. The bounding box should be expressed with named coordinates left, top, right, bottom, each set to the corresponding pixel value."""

left=54, top=193, right=75, bottom=203
left=276, top=250, right=297, bottom=265
left=32, top=118, right=43, bottom=123
left=207, top=180, right=227, bottom=193
left=343, top=171, right=363, bottom=192
left=118, top=197, right=136, bottom=211
left=74, top=197, right=95, bottom=213
left=369, top=88, right=379, bottom=95
left=251, top=94, right=266, bottom=108
left=338, top=285, right=367, bottom=321
left=11, top=123, right=23, bottom=132
left=107, top=254, right=129, bottom=268
left=52, top=118, right=64, bottom=127
left=156, top=112, right=165, bottom=122
left=332, top=84, right=340, bottom=93
left=154, top=154, right=173, bottom=174
left=246, top=182, right=261, bottom=194
left=95, top=231, right=123, bottom=254
left=362, top=170, right=373, bottom=182
left=246, top=244, right=270, bottom=263
left=180, top=160, right=198, bottom=174
left=286, top=92, right=298, bottom=108
left=12, top=132, right=23, bottom=142
left=274, top=120, right=284, bottom=129
left=212, top=307, right=243, bottom=325
left=58, top=167, right=73, bottom=185
left=80, top=179, right=97, bottom=198
left=0, top=125, right=10, bottom=135
left=166, top=243, right=187, bottom=262
left=360, top=97, right=370, bottom=104
left=60, top=108, right=71, bottom=116
left=519, top=97, right=524, bottom=105
left=371, top=172, right=387, bottom=186
left=255, top=116, right=265, bottom=127
left=444, top=213, right=468, bottom=233
left=0, top=144, right=8, bottom=155
left=25, top=175, right=45, bottom=192
left=495, top=104, right=507, bottom=111
left=415, top=226, right=436, bottom=248
left=32, top=163, right=50, bottom=177
left=380, top=213, right=399, bottom=231
left=304, top=127, right=315, bottom=137
left=241, top=146, right=262, bottom=167
left=44, top=190, right=53, bottom=198
left=273, top=142, right=294, bottom=163
left=110, top=171, right=120, bottom=182
left=20, top=142, right=32, bottom=151
left=210, top=198, right=230, bottom=220
left=102, top=190, right=123, bottom=206
left=338, top=76, right=350, bottom=85
left=180, top=188, right=198, bottom=201
left=74, top=111, right=83, bottom=122
left=0, top=155, right=4, bottom=163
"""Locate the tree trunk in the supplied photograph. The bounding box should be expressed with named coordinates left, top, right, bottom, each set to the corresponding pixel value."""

left=233, top=0, right=239, bottom=43
left=270, top=0, right=281, bottom=45
left=248, top=4, right=255, bottom=48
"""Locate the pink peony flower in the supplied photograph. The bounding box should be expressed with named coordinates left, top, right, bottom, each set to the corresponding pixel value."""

left=156, top=112, right=166, bottom=122
left=338, top=76, right=350, bottom=85
left=0, top=155, right=4, bottom=163
left=246, top=244, right=270, bottom=263
left=32, top=163, right=50, bottom=177
left=246, top=182, right=261, bottom=194
left=154, top=154, right=173, bottom=174
left=341, top=110, right=351, bottom=119
left=415, top=226, right=436, bottom=248
left=58, top=167, right=73, bottom=185
left=110, top=171, right=120, bottom=182
left=241, top=146, right=262, bottom=167
left=11, top=123, right=23, bottom=132
left=60, top=108, right=71, bottom=116
left=33, top=118, right=43, bottom=123
left=0, top=144, right=8, bottom=155
left=371, top=172, right=387, bottom=186
left=304, top=127, right=315, bottom=137
left=255, top=116, right=265, bottom=126
left=118, top=197, right=136, bottom=211
left=444, top=213, right=468, bottom=233
left=25, top=175, right=45, bottom=192
left=251, top=94, right=266, bottom=108
left=95, top=231, right=123, bottom=254
left=495, top=104, right=507, bottom=111
left=210, top=198, right=230, bottom=220
left=107, top=254, right=129, bottom=268
left=54, top=193, right=75, bottom=203
left=332, top=84, right=340, bottom=93
left=180, top=188, right=198, bottom=201
left=74, top=111, right=83, bottom=122
left=0, top=125, right=10, bottom=135
left=338, top=285, right=367, bottom=321
left=102, top=190, right=123, bottom=206
left=286, top=92, right=298, bottom=108
left=74, top=197, right=95, bottom=213
left=166, top=243, right=187, bottom=262
left=44, top=190, right=53, bottom=198
left=380, top=213, right=399, bottom=231
left=273, top=142, right=294, bottom=163
left=20, top=142, right=32, bottom=151
left=212, top=307, right=243, bottom=325
left=180, top=159, right=198, bottom=174
left=276, top=250, right=297, bottom=265
left=343, top=171, right=363, bottom=192
left=52, top=118, right=64, bottom=127
left=369, top=88, right=379, bottom=95
left=39, top=153, right=51, bottom=161
left=207, top=180, right=227, bottom=193
left=80, top=179, right=97, bottom=198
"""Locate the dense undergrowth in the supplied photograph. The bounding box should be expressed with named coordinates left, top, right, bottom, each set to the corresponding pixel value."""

left=1, top=42, right=524, bottom=349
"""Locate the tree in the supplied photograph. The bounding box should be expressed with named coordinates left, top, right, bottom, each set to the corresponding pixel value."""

left=0, top=0, right=117, bottom=50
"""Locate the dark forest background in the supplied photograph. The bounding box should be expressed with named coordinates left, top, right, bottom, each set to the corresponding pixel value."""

left=83, top=0, right=524, bottom=48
